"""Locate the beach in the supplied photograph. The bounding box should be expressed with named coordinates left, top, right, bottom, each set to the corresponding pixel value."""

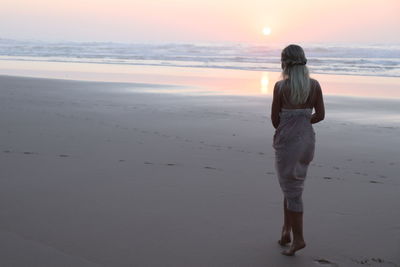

left=0, top=70, right=399, bottom=266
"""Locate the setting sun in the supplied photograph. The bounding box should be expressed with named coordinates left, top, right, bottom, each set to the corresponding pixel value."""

left=262, top=27, right=271, bottom=36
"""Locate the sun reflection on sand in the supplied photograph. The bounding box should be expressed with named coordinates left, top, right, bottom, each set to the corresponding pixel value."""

left=1, top=59, right=400, bottom=98
left=260, top=72, right=269, bottom=94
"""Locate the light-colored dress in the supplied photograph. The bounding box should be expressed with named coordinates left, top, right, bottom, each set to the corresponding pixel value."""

left=273, top=108, right=315, bottom=212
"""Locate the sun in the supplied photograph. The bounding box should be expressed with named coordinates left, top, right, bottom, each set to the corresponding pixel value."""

left=263, top=27, right=271, bottom=36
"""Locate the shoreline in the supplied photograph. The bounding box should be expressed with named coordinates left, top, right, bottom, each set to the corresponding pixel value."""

left=1, top=72, right=400, bottom=100
left=1, top=59, right=400, bottom=98
left=1, top=74, right=400, bottom=128
left=2, top=56, right=400, bottom=79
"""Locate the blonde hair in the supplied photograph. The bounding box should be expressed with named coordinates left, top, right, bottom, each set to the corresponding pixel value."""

left=281, top=44, right=310, bottom=105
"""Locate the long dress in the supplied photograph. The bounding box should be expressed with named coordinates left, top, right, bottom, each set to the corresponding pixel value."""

left=273, top=108, right=315, bottom=212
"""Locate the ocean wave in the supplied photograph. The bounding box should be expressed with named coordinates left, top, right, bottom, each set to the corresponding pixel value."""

left=0, top=39, right=399, bottom=77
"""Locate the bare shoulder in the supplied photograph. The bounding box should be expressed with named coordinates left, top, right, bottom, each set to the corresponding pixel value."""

left=275, top=79, right=285, bottom=87
left=310, top=78, right=322, bottom=92
left=310, top=78, right=320, bottom=86
left=273, top=80, right=284, bottom=94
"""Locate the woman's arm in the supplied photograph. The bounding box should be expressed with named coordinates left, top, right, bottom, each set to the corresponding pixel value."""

left=311, top=81, right=325, bottom=124
left=271, top=82, right=282, bottom=129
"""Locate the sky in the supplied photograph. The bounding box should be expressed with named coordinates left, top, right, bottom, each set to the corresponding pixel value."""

left=1, top=0, right=399, bottom=44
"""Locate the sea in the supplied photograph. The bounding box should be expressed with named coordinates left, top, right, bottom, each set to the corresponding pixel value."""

left=0, top=38, right=399, bottom=78
left=1, top=38, right=400, bottom=127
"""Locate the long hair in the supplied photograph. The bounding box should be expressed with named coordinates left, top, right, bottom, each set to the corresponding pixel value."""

left=281, top=44, right=310, bottom=105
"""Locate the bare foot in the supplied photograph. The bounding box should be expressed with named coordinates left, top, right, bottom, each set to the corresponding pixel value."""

left=278, top=230, right=291, bottom=246
left=281, top=241, right=306, bottom=256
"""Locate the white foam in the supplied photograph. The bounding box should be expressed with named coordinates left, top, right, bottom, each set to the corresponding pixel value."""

left=0, top=39, right=399, bottom=77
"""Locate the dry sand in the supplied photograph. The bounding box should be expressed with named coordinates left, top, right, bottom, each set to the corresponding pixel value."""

left=0, top=75, right=399, bottom=266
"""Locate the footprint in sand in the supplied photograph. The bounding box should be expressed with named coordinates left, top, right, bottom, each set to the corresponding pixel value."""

left=118, top=159, right=125, bottom=162
left=204, top=166, right=218, bottom=170
left=351, top=257, right=387, bottom=265
left=23, top=151, right=37, bottom=155
left=314, top=258, right=338, bottom=266
left=369, top=180, right=383, bottom=184
left=166, top=163, right=176, bottom=166
left=144, top=162, right=153, bottom=165
left=3, top=150, right=11, bottom=153
left=323, top=176, right=343, bottom=181
left=58, top=154, right=70, bottom=158
left=369, top=258, right=386, bottom=264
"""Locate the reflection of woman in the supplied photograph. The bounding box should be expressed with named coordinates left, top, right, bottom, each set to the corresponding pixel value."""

left=271, top=44, right=325, bottom=256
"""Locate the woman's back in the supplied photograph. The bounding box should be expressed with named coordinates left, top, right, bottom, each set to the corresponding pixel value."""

left=271, top=78, right=324, bottom=128
left=278, top=78, right=321, bottom=110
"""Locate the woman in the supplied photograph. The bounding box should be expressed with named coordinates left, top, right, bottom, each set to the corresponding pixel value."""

left=271, top=44, right=325, bottom=256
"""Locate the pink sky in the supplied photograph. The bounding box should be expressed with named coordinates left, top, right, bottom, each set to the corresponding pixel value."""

left=1, top=0, right=399, bottom=43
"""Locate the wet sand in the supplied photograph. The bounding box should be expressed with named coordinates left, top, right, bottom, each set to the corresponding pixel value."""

left=0, top=74, right=399, bottom=266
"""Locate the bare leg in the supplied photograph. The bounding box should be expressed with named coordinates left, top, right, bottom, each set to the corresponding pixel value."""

left=278, top=198, right=291, bottom=246
left=282, top=210, right=306, bottom=256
